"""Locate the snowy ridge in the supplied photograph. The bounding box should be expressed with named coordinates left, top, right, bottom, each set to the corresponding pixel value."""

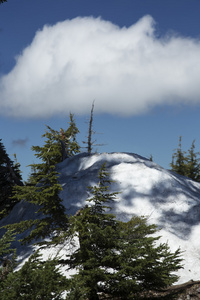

left=1, top=152, right=200, bottom=283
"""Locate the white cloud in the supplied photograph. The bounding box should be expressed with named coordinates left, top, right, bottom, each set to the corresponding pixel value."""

left=1, top=15, right=200, bottom=118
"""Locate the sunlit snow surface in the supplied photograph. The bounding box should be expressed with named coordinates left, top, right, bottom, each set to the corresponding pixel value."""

left=1, top=152, right=200, bottom=283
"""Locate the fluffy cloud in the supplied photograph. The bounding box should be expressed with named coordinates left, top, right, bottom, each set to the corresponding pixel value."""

left=1, top=15, right=200, bottom=118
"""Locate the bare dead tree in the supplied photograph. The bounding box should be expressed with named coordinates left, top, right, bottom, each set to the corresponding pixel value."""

left=83, top=101, right=105, bottom=154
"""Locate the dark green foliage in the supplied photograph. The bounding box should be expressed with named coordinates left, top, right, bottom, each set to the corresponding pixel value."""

left=65, top=113, right=80, bottom=157
left=0, top=116, right=81, bottom=295
left=110, top=217, right=182, bottom=299
left=185, top=140, right=200, bottom=181
left=67, top=163, right=119, bottom=299
left=66, top=277, right=90, bottom=300
left=0, top=252, right=68, bottom=300
left=10, top=171, right=67, bottom=244
left=149, top=154, right=153, bottom=161
left=170, top=136, right=187, bottom=176
left=0, top=139, right=23, bottom=218
left=6, top=114, right=80, bottom=243
left=0, top=230, right=16, bottom=288
left=6, top=123, right=71, bottom=244
left=33, top=113, right=80, bottom=165
left=67, top=164, right=183, bottom=299
left=171, top=137, right=200, bottom=182
left=0, top=0, right=7, bottom=4
left=0, top=230, right=16, bottom=259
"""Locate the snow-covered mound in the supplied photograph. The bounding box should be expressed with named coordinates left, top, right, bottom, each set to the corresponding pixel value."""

left=2, top=152, right=200, bottom=283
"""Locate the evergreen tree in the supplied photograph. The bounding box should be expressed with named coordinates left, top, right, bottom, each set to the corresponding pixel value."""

left=67, top=277, right=90, bottom=300
left=64, top=113, right=80, bottom=157
left=0, top=139, right=23, bottom=218
left=170, top=136, right=187, bottom=176
left=185, top=140, right=200, bottom=181
left=0, top=230, right=16, bottom=287
left=5, top=115, right=80, bottom=243
left=0, top=230, right=16, bottom=261
left=6, top=127, right=69, bottom=244
left=171, top=137, right=200, bottom=182
left=149, top=154, right=153, bottom=162
left=67, top=163, right=119, bottom=300
left=0, top=252, right=68, bottom=300
left=110, top=217, right=182, bottom=299
left=66, top=164, right=182, bottom=299
left=32, top=113, right=80, bottom=166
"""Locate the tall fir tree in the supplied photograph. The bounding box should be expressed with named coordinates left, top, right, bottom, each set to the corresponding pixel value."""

left=0, top=139, right=23, bottom=218
left=66, top=163, right=182, bottom=299
left=6, top=131, right=70, bottom=244
left=110, top=217, right=182, bottom=299
left=185, top=140, right=200, bottom=181
left=65, top=113, right=80, bottom=157
left=170, top=136, right=187, bottom=176
left=67, top=163, right=119, bottom=299
left=5, top=114, right=80, bottom=243
left=170, top=137, right=200, bottom=182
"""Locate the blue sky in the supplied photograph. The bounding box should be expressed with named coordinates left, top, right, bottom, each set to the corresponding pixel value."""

left=1, top=0, right=200, bottom=180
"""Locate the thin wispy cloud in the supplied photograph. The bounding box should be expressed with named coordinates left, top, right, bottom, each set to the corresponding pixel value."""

left=12, top=137, right=29, bottom=148
left=0, top=15, right=200, bottom=118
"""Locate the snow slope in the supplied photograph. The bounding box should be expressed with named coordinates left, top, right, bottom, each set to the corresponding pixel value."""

left=1, top=152, right=200, bottom=283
